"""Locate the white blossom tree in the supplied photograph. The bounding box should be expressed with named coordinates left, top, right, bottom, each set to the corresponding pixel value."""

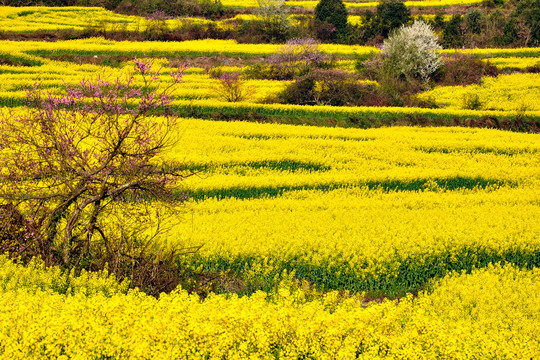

left=382, top=20, right=442, bottom=82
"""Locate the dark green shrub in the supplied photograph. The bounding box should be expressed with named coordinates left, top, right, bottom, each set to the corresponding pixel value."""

left=442, top=15, right=464, bottom=48
left=481, top=0, right=504, bottom=8
left=433, top=14, right=446, bottom=29
left=314, top=0, right=348, bottom=41
left=355, top=0, right=411, bottom=44
left=199, top=0, right=224, bottom=19
left=371, top=0, right=411, bottom=38
left=501, top=17, right=519, bottom=45
left=464, top=9, right=485, bottom=34
left=236, top=20, right=290, bottom=43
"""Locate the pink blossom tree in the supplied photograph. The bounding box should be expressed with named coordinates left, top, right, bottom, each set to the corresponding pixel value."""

left=0, top=59, right=188, bottom=268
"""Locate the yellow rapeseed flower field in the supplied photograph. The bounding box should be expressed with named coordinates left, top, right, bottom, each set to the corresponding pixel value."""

left=0, top=256, right=538, bottom=358
left=0, top=21, right=539, bottom=357
left=156, top=119, right=540, bottom=293
left=417, top=73, right=540, bottom=111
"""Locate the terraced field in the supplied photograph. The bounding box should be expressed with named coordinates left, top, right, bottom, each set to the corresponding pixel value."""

left=167, top=120, right=540, bottom=294
left=0, top=4, right=539, bottom=359
left=1, top=39, right=539, bottom=129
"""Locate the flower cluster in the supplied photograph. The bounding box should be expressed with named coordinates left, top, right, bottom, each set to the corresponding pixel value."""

left=382, top=20, right=442, bottom=81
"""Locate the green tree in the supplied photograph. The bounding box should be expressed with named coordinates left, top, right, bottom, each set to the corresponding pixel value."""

left=442, top=15, right=464, bottom=48
left=509, top=0, right=540, bottom=46
left=372, top=0, right=411, bottom=38
left=314, top=0, right=348, bottom=41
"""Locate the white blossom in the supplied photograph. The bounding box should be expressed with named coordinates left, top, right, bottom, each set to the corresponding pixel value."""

left=382, top=20, right=442, bottom=82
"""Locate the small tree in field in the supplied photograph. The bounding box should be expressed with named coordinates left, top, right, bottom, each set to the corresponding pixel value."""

left=216, top=72, right=248, bottom=102
left=0, top=59, right=187, bottom=273
left=382, top=20, right=442, bottom=82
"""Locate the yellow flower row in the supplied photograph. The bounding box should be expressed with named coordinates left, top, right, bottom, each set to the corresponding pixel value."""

left=2, top=108, right=538, bottom=291
left=0, top=256, right=538, bottom=359
left=1, top=38, right=380, bottom=58
left=0, top=59, right=290, bottom=103
left=484, top=56, right=540, bottom=70
left=0, top=6, right=145, bottom=33
left=417, top=73, right=540, bottom=111
left=3, top=37, right=538, bottom=62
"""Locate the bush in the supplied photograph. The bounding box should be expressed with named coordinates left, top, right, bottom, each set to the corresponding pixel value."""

left=353, top=0, right=410, bottom=45
left=462, top=92, right=483, bottom=110
left=441, top=15, right=464, bottom=48
left=508, top=0, right=540, bottom=46
left=314, top=0, right=348, bottom=41
left=115, top=0, right=226, bottom=18
left=243, top=63, right=309, bottom=81
left=434, top=54, right=500, bottom=86
left=382, top=20, right=442, bottom=82
left=199, top=0, right=224, bottom=19
left=465, top=8, right=485, bottom=34
left=255, top=0, right=290, bottom=42
left=278, top=69, right=389, bottom=107
left=355, top=56, right=384, bottom=80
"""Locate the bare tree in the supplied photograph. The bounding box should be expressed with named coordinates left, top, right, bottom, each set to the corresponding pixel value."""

left=0, top=58, right=188, bottom=270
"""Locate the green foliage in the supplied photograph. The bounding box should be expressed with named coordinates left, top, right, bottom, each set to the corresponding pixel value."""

left=509, top=0, right=540, bottom=46
left=199, top=0, right=224, bottom=19
left=254, top=0, right=290, bottom=42
left=442, top=15, right=464, bottom=48
left=465, top=9, right=485, bottom=34
left=435, top=54, right=500, bottom=86
left=183, top=245, right=540, bottom=297
left=355, top=0, right=411, bottom=44
left=314, top=0, right=348, bottom=41
left=481, top=0, right=504, bottom=7
left=372, top=0, right=411, bottom=38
